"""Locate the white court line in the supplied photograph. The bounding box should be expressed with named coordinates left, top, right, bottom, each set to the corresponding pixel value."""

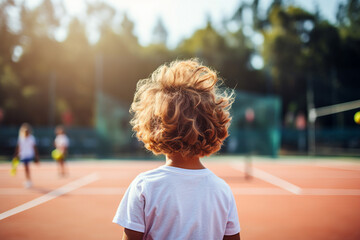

left=1, top=187, right=360, bottom=196
left=0, top=187, right=125, bottom=195
left=231, top=163, right=303, bottom=195
left=302, top=188, right=360, bottom=196
left=231, top=188, right=360, bottom=196
left=0, top=173, right=99, bottom=221
left=73, top=187, right=127, bottom=195
left=313, top=163, right=360, bottom=171
left=231, top=187, right=291, bottom=195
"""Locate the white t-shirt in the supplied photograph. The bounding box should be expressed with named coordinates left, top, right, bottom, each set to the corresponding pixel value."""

left=18, top=135, right=36, bottom=160
left=55, top=134, right=69, bottom=150
left=113, top=165, right=240, bottom=239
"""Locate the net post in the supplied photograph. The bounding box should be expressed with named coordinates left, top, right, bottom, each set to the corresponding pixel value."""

left=308, top=109, right=316, bottom=156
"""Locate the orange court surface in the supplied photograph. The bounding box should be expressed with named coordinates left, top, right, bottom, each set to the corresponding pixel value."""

left=0, top=156, right=360, bottom=240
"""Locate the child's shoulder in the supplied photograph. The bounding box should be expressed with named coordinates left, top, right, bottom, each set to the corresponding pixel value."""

left=28, top=135, right=36, bottom=141
left=134, top=165, right=199, bottom=185
left=136, top=166, right=167, bottom=180
left=129, top=166, right=168, bottom=190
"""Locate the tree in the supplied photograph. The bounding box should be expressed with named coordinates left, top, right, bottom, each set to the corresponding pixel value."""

left=0, top=1, right=21, bottom=125
left=152, top=17, right=168, bottom=46
left=334, top=0, right=360, bottom=126
left=261, top=4, right=316, bottom=114
left=56, top=18, right=95, bottom=126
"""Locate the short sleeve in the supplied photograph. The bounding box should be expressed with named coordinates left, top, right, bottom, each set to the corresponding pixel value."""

left=63, top=136, right=69, bottom=147
left=224, top=191, right=241, bottom=235
left=30, top=135, right=36, bottom=146
left=113, top=175, right=146, bottom=233
left=55, top=135, right=69, bottom=148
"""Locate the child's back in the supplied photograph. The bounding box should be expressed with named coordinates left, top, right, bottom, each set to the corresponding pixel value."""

left=114, top=165, right=239, bottom=239
left=113, top=59, right=240, bottom=239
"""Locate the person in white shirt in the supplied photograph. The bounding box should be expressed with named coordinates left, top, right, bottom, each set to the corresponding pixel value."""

left=113, top=59, right=241, bottom=240
left=14, top=123, right=39, bottom=188
left=54, top=125, right=69, bottom=177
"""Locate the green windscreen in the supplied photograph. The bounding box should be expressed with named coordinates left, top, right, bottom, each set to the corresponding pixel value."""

left=226, top=90, right=282, bottom=157
left=95, top=93, right=133, bottom=154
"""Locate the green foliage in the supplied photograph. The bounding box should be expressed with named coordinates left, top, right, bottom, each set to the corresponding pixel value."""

left=177, top=21, right=262, bottom=92
left=261, top=5, right=315, bottom=113
left=0, top=0, right=359, bottom=129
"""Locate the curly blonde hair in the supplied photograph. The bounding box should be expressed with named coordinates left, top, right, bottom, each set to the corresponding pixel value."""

left=130, top=59, right=233, bottom=157
left=19, top=123, right=32, bottom=138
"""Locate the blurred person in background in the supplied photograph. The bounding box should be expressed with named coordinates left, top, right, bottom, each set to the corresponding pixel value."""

left=54, top=125, right=69, bottom=177
left=13, top=123, right=39, bottom=188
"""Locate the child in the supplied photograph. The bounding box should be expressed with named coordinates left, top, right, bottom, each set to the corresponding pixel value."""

left=54, top=125, right=69, bottom=177
left=14, top=123, right=39, bottom=188
left=113, top=59, right=241, bottom=239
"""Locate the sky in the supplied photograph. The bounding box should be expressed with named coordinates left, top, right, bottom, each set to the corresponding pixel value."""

left=22, top=0, right=346, bottom=48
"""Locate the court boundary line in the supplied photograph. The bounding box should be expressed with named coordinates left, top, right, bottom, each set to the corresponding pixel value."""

left=231, top=162, right=303, bottom=195
left=313, top=163, right=360, bottom=171
left=2, top=187, right=360, bottom=196
left=0, top=173, right=99, bottom=221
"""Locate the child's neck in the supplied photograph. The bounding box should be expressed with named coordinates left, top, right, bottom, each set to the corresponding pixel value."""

left=165, top=153, right=205, bottom=169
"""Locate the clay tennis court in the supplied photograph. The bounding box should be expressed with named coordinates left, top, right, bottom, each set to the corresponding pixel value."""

left=0, top=156, right=360, bottom=240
